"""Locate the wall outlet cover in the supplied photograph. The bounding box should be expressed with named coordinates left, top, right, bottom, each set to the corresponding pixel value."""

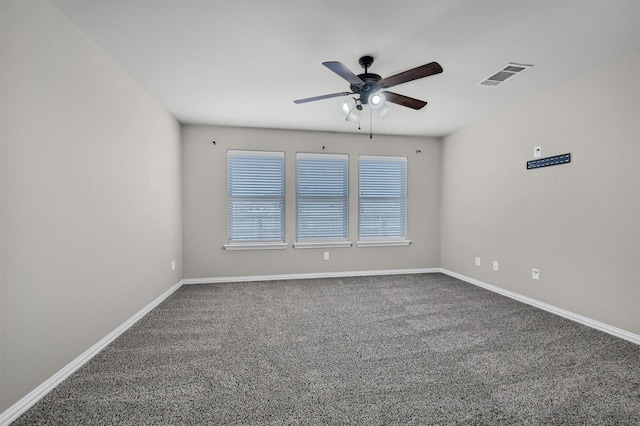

left=493, top=261, right=499, bottom=271
left=475, top=257, right=481, bottom=266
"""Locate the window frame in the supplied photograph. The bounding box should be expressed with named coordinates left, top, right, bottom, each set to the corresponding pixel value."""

left=357, top=155, right=411, bottom=248
left=224, top=149, right=287, bottom=251
left=294, top=152, right=352, bottom=249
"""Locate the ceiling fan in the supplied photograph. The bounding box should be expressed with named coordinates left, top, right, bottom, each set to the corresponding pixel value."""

left=293, top=55, right=443, bottom=113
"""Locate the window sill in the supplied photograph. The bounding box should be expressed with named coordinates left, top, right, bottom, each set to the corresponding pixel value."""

left=356, top=240, right=412, bottom=248
left=224, top=242, right=288, bottom=251
left=293, top=241, right=353, bottom=249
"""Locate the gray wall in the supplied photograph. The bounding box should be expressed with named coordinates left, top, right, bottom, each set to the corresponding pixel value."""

left=0, top=1, right=183, bottom=411
left=441, top=52, right=640, bottom=335
left=182, top=125, right=441, bottom=279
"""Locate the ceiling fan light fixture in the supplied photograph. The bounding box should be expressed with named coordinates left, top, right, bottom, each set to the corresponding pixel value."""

left=340, top=97, right=354, bottom=114
left=370, top=92, right=384, bottom=106
left=375, top=103, right=390, bottom=119
left=368, top=91, right=390, bottom=118
left=340, top=97, right=360, bottom=122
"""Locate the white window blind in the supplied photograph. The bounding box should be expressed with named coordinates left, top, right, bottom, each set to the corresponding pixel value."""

left=296, top=153, right=349, bottom=243
left=227, top=150, right=285, bottom=246
left=358, top=155, right=408, bottom=243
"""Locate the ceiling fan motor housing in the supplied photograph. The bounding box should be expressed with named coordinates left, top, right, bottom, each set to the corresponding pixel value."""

left=353, top=55, right=382, bottom=104
left=352, top=73, right=382, bottom=104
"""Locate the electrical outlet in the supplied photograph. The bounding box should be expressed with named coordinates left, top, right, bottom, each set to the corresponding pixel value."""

left=324, top=252, right=329, bottom=261
left=475, top=257, right=481, bottom=266
left=534, top=146, right=542, bottom=158
left=493, top=261, right=499, bottom=271
left=171, top=260, right=176, bottom=271
left=532, top=268, right=540, bottom=280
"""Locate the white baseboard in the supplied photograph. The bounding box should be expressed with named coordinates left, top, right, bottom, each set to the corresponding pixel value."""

left=181, top=268, right=440, bottom=285
left=0, top=281, right=184, bottom=426
left=439, top=268, right=640, bottom=345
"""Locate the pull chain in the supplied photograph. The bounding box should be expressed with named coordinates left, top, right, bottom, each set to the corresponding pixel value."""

left=369, top=106, right=373, bottom=139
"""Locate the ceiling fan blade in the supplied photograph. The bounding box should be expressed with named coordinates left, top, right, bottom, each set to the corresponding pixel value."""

left=383, top=91, right=428, bottom=110
left=379, top=62, right=443, bottom=88
left=323, top=61, right=365, bottom=86
left=294, top=92, right=352, bottom=104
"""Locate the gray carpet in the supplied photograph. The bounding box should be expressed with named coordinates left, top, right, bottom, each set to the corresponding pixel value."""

left=13, top=273, right=640, bottom=425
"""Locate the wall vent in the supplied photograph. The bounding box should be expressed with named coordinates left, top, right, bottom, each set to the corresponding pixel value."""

left=478, top=63, right=532, bottom=87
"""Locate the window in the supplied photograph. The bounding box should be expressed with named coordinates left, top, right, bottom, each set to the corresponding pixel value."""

left=295, top=153, right=351, bottom=248
left=358, top=155, right=410, bottom=247
left=225, top=150, right=286, bottom=250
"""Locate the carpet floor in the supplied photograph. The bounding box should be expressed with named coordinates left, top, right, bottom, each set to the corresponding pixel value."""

left=13, top=273, right=640, bottom=425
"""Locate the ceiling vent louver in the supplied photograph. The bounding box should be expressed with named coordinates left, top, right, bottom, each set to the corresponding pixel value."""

left=478, top=63, right=532, bottom=87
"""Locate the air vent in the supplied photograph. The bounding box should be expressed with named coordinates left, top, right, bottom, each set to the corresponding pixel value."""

left=478, top=63, right=532, bottom=87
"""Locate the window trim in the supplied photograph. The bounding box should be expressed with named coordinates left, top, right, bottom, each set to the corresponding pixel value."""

left=358, top=155, right=409, bottom=246
left=295, top=152, right=352, bottom=247
left=293, top=241, right=353, bottom=249
left=225, top=150, right=286, bottom=250
left=356, top=239, right=411, bottom=248
left=224, top=242, right=288, bottom=251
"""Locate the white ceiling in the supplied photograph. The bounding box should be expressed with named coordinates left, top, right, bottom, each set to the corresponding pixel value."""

left=51, top=0, right=640, bottom=138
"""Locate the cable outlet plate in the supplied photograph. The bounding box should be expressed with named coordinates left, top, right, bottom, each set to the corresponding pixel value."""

left=493, top=261, right=499, bottom=271
left=532, top=268, right=540, bottom=280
